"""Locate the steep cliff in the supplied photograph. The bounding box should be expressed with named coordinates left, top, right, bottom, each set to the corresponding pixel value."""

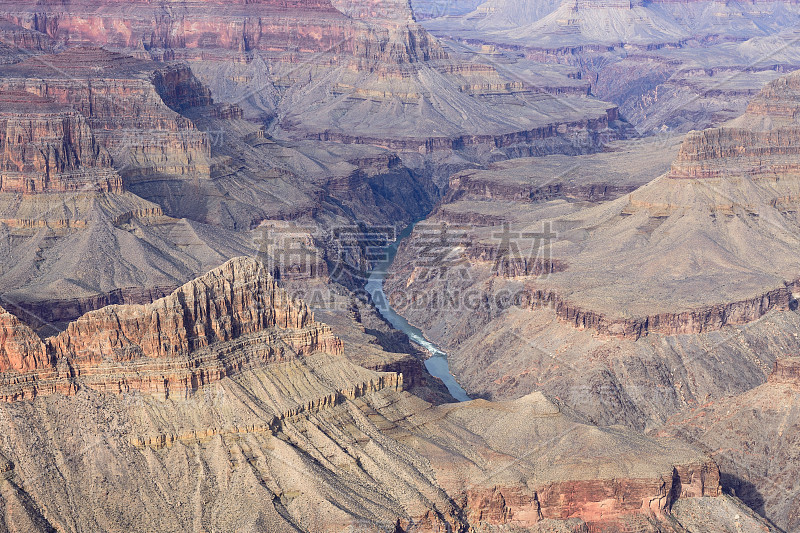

left=421, top=0, right=800, bottom=136
left=0, top=47, right=213, bottom=210
left=0, top=306, right=48, bottom=373
left=0, top=0, right=624, bottom=157
left=0, top=91, right=117, bottom=194
left=0, top=257, right=342, bottom=401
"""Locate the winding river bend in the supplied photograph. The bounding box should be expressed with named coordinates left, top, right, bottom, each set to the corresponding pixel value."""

left=365, top=224, right=471, bottom=402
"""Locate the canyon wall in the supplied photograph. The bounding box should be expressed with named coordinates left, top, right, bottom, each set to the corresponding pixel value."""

left=0, top=91, right=119, bottom=194
left=0, top=253, right=772, bottom=532
left=0, top=257, right=343, bottom=402
left=662, top=357, right=800, bottom=531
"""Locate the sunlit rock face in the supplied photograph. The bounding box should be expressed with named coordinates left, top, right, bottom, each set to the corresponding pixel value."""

left=0, top=0, right=623, bottom=154
left=661, top=356, right=800, bottom=531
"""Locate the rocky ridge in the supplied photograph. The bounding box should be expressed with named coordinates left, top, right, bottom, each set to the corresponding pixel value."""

left=421, top=0, right=800, bottom=136
left=0, top=0, right=624, bottom=158
left=0, top=257, right=343, bottom=401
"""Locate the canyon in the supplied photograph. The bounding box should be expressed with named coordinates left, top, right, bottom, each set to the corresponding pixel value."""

left=422, top=0, right=800, bottom=135
left=0, top=0, right=797, bottom=530
left=387, top=69, right=800, bottom=428
left=382, top=64, right=800, bottom=529
left=0, top=0, right=623, bottom=165
left=0, top=257, right=777, bottom=531
left=660, top=357, right=800, bottom=532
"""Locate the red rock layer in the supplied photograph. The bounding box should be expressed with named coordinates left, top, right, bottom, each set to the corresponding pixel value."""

left=515, top=283, right=791, bottom=340
left=0, top=308, right=49, bottom=373
left=669, top=71, right=800, bottom=179
left=0, top=0, right=447, bottom=65
left=0, top=48, right=213, bottom=184
left=464, top=461, right=720, bottom=528
left=0, top=257, right=344, bottom=401
left=0, top=91, right=120, bottom=193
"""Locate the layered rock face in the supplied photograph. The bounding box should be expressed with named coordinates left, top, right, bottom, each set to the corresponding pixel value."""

left=386, top=71, right=800, bottom=432
left=0, top=51, right=267, bottom=328
left=0, top=19, right=53, bottom=65
left=0, top=48, right=213, bottom=204
left=669, top=72, right=800, bottom=180
left=0, top=0, right=623, bottom=158
left=0, top=91, right=118, bottom=194
left=421, top=0, right=800, bottom=137
left=2, top=0, right=404, bottom=61
left=0, top=259, right=773, bottom=531
left=0, top=257, right=342, bottom=401
left=0, top=307, right=49, bottom=373
left=661, top=357, right=800, bottom=531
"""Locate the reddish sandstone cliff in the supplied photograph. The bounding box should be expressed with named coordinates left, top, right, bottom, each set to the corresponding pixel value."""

left=767, top=356, right=800, bottom=386
left=0, top=0, right=446, bottom=64
left=0, top=257, right=343, bottom=401
left=0, top=307, right=49, bottom=373
left=0, top=48, right=213, bottom=189
left=0, top=91, right=119, bottom=193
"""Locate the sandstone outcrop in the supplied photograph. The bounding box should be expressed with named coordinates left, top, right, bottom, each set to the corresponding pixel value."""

left=0, top=48, right=212, bottom=204
left=0, top=250, right=778, bottom=531
left=0, top=0, right=624, bottom=158
left=767, top=356, right=800, bottom=386
left=0, top=91, right=118, bottom=194
left=0, top=306, right=48, bottom=373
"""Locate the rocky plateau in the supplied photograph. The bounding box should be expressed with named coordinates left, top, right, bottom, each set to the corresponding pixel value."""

left=386, top=69, right=800, bottom=439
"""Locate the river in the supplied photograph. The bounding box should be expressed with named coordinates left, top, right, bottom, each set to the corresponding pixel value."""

left=365, top=224, right=471, bottom=402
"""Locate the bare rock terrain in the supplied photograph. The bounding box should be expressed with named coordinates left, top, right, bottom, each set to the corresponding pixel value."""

left=386, top=70, right=800, bottom=436
left=0, top=257, right=778, bottom=532
left=421, top=0, right=800, bottom=134
left=0, top=0, right=625, bottom=161
left=0, top=0, right=797, bottom=531
left=660, top=357, right=800, bottom=532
